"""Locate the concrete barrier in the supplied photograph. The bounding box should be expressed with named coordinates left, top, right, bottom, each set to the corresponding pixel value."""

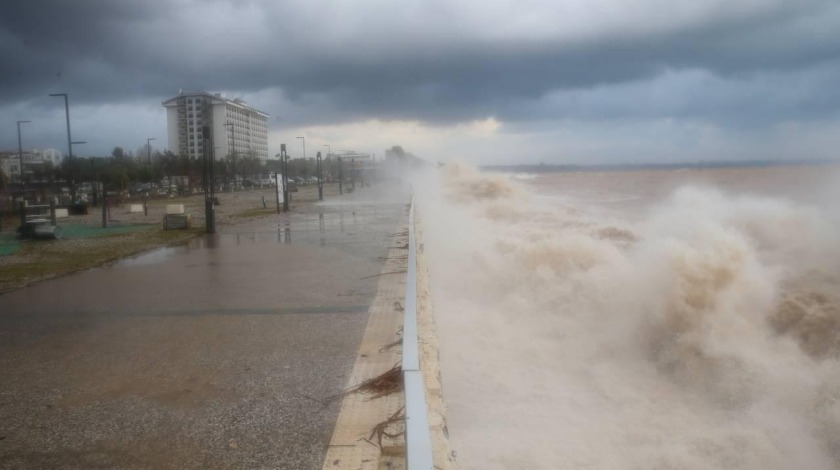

left=166, top=204, right=185, bottom=214
left=34, top=224, right=62, bottom=240
left=402, top=199, right=435, bottom=470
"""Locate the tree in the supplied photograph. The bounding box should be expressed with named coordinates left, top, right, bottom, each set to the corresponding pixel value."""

left=384, top=145, right=425, bottom=169
left=385, top=145, right=406, bottom=160
left=229, top=150, right=240, bottom=189
left=238, top=150, right=264, bottom=181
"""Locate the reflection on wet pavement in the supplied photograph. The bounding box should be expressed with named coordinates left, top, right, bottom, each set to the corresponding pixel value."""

left=0, top=184, right=409, bottom=469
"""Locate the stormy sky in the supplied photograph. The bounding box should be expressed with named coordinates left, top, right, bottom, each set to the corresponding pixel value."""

left=2, top=0, right=840, bottom=164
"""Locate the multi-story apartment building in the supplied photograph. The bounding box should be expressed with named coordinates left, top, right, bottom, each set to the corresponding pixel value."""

left=0, top=148, right=63, bottom=181
left=162, top=91, right=269, bottom=161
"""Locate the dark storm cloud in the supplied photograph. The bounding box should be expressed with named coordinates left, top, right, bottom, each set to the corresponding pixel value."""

left=2, top=0, right=840, bottom=128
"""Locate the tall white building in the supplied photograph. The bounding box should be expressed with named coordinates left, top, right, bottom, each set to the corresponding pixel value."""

left=162, top=91, right=269, bottom=160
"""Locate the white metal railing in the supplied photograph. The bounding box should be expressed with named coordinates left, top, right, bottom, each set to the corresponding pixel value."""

left=402, top=199, right=434, bottom=469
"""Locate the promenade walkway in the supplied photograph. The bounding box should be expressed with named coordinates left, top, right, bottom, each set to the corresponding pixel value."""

left=0, top=183, right=408, bottom=469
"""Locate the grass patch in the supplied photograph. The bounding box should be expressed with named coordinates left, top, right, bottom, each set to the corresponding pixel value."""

left=61, top=223, right=157, bottom=239
left=0, top=227, right=203, bottom=293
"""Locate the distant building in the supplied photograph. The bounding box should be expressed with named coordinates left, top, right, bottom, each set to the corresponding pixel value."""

left=40, top=148, right=63, bottom=166
left=162, top=91, right=269, bottom=161
left=0, top=148, right=63, bottom=181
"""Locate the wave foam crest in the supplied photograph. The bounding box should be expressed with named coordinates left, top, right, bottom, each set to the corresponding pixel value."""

left=419, top=166, right=840, bottom=469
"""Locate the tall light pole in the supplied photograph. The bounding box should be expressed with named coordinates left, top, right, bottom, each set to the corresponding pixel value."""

left=202, top=126, right=215, bottom=234
left=323, top=144, right=330, bottom=187
left=316, top=151, right=323, bottom=200
left=224, top=122, right=236, bottom=190
left=338, top=156, right=343, bottom=195
left=296, top=136, right=306, bottom=180
left=16, top=120, right=31, bottom=184
left=49, top=93, right=78, bottom=200
left=280, top=144, right=290, bottom=212
left=274, top=153, right=282, bottom=214
left=296, top=136, right=306, bottom=160
left=146, top=137, right=156, bottom=164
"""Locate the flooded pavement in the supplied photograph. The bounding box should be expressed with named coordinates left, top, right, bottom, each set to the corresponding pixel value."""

left=0, top=184, right=409, bottom=469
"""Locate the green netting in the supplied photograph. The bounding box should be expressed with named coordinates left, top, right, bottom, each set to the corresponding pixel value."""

left=0, top=233, right=20, bottom=256
left=0, top=224, right=156, bottom=255
left=59, top=223, right=157, bottom=239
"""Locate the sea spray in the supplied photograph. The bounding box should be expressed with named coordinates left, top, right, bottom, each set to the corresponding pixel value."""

left=417, top=164, right=840, bottom=469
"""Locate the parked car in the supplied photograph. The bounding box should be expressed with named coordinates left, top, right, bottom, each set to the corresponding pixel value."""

left=128, top=182, right=152, bottom=195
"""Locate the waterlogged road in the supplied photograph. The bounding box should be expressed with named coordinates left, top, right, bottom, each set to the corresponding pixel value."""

left=0, top=185, right=407, bottom=469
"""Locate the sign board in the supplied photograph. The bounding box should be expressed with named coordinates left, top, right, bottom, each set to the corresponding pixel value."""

left=163, top=214, right=191, bottom=230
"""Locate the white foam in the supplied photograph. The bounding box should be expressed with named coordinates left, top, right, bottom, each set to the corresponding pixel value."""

left=417, top=164, right=840, bottom=470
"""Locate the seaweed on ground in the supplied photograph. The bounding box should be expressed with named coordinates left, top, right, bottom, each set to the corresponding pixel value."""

left=328, top=364, right=403, bottom=402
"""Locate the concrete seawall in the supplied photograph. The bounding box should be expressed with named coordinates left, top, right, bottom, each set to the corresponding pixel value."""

left=322, top=206, right=455, bottom=470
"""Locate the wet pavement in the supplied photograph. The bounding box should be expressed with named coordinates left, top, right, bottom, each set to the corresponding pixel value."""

left=0, top=184, right=408, bottom=469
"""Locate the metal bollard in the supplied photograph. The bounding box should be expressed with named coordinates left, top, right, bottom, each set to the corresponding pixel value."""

left=49, top=200, right=57, bottom=226
left=102, top=191, right=107, bottom=228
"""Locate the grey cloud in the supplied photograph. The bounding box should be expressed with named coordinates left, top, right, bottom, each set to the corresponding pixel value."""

left=2, top=0, right=840, bottom=155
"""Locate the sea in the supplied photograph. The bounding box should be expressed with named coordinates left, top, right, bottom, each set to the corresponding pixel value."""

left=416, top=164, right=840, bottom=470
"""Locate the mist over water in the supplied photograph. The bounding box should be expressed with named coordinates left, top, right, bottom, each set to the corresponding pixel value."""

left=417, top=164, right=840, bottom=469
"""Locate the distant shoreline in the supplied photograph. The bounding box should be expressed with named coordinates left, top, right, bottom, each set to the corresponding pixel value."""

left=481, top=159, right=840, bottom=173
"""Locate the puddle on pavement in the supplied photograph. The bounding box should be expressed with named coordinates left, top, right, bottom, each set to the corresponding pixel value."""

left=119, top=247, right=180, bottom=266
left=116, top=205, right=402, bottom=267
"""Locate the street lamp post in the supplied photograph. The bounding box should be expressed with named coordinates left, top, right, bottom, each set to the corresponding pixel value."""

left=199, top=127, right=216, bottom=234
left=296, top=136, right=306, bottom=161
left=16, top=120, right=31, bottom=184
left=274, top=153, right=282, bottom=214
left=338, top=156, right=343, bottom=195
left=224, top=122, right=236, bottom=190
left=323, top=144, right=330, bottom=186
left=280, top=144, right=290, bottom=212
left=49, top=93, right=78, bottom=200
left=296, top=136, right=306, bottom=182
left=146, top=137, right=156, bottom=164
left=316, top=151, right=323, bottom=200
